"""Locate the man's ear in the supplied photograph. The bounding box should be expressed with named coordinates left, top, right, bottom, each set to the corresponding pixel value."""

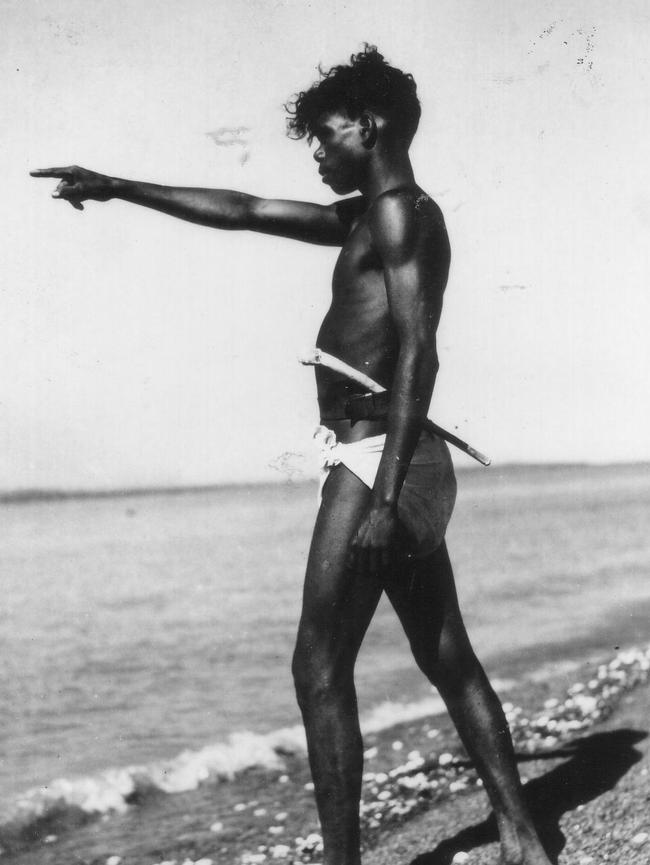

left=359, top=111, right=378, bottom=149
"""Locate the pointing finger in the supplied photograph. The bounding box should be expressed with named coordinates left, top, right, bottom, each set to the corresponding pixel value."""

left=30, top=167, right=75, bottom=178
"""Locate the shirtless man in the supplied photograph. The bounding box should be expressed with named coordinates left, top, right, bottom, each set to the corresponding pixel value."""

left=32, top=46, right=551, bottom=865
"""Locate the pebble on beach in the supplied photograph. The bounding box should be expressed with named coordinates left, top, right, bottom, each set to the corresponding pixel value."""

left=151, top=859, right=214, bottom=865
left=173, top=647, right=650, bottom=865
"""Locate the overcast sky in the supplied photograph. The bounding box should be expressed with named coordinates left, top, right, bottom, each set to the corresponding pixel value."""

left=3, top=0, right=649, bottom=490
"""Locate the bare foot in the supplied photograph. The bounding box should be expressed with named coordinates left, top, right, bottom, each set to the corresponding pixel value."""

left=500, top=841, right=554, bottom=865
left=499, top=823, right=553, bottom=865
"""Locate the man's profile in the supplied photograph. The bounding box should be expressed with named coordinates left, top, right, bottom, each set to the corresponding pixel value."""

left=32, top=45, right=552, bottom=865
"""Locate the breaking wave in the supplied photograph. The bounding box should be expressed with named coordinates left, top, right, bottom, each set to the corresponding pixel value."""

left=0, top=692, right=473, bottom=846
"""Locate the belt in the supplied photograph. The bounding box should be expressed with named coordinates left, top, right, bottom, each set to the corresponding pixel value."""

left=318, top=381, right=391, bottom=423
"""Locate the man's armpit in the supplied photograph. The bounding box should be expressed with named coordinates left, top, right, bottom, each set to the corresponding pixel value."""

left=332, top=196, right=366, bottom=230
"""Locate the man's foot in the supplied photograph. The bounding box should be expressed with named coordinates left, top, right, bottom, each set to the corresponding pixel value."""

left=499, top=824, right=553, bottom=865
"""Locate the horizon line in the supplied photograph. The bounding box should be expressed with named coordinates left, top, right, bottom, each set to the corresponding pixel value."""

left=2, top=460, right=649, bottom=506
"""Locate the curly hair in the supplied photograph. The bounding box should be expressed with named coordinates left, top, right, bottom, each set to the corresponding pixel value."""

left=286, top=45, right=421, bottom=145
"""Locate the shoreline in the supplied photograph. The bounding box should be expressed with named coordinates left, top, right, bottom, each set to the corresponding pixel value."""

left=3, top=642, right=648, bottom=865
left=5, top=603, right=649, bottom=844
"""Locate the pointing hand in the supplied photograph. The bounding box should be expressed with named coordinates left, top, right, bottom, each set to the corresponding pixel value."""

left=30, top=165, right=114, bottom=211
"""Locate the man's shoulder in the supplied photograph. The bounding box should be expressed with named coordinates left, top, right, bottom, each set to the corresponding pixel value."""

left=368, top=186, right=446, bottom=254
left=371, top=185, right=444, bottom=220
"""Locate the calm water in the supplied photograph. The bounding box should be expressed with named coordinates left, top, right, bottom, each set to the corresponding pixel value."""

left=2, top=463, right=650, bottom=810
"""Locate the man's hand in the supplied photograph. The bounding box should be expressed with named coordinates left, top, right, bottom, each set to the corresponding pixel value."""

left=30, top=166, right=114, bottom=210
left=348, top=502, right=404, bottom=577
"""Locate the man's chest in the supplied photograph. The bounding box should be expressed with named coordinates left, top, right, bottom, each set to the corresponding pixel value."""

left=331, top=220, right=382, bottom=296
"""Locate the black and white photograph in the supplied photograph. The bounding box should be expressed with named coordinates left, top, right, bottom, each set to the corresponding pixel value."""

left=3, top=2, right=650, bottom=864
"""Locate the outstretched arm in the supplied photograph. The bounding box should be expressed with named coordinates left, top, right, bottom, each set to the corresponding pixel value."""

left=350, top=190, right=450, bottom=574
left=30, top=166, right=364, bottom=246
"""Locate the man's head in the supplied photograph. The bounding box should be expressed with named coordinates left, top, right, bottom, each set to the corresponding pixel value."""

left=286, top=45, right=421, bottom=150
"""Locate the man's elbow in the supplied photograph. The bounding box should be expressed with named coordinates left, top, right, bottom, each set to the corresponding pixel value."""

left=246, top=196, right=275, bottom=231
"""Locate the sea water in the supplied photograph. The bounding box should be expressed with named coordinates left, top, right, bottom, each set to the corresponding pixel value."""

left=2, top=463, right=650, bottom=825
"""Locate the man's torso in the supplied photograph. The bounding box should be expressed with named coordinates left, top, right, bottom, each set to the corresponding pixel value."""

left=316, top=185, right=449, bottom=443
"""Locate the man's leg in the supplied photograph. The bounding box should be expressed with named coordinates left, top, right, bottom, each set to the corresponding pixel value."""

left=292, top=465, right=383, bottom=865
left=384, top=542, right=552, bottom=865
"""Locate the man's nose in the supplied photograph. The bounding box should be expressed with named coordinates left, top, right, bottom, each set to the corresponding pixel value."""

left=313, top=145, right=324, bottom=163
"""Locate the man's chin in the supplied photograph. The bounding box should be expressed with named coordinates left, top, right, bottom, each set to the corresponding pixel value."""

left=326, top=178, right=355, bottom=195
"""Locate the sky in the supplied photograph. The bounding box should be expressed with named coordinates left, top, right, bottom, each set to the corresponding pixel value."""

left=3, top=0, right=650, bottom=490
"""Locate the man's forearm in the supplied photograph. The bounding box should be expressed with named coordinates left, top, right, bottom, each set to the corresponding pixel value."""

left=370, top=345, right=438, bottom=508
left=111, top=178, right=253, bottom=229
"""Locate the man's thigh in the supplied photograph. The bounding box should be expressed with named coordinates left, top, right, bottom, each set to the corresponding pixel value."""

left=297, top=465, right=383, bottom=657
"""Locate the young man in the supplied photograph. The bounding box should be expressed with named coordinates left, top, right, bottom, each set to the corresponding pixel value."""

left=32, top=46, right=551, bottom=865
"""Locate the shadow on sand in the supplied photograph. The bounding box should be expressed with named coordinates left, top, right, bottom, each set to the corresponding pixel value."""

left=409, top=728, right=647, bottom=865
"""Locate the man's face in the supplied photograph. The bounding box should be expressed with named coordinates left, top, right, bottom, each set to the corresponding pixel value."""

left=311, top=110, right=367, bottom=195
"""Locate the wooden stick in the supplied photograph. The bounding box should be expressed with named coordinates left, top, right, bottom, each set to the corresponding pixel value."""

left=423, top=420, right=491, bottom=467
left=299, top=348, right=386, bottom=394
left=299, top=347, right=491, bottom=466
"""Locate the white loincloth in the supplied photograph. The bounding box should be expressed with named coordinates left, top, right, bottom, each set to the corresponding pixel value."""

left=314, top=425, right=457, bottom=557
left=314, top=425, right=386, bottom=495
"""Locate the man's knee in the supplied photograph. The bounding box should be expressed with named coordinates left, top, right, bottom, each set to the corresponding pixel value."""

left=292, top=654, right=337, bottom=709
left=292, top=638, right=351, bottom=709
left=434, top=635, right=484, bottom=697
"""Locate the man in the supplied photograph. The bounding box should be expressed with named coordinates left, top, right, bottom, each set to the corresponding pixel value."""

left=32, top=46, right=551, bottom=865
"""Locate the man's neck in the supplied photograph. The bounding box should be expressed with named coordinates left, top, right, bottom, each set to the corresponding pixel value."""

left=358, top=151, right=416, bottom=202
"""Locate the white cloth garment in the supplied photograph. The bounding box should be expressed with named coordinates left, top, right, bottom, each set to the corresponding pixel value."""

left=313, top=424, right=457, bottom=557
left=314, top=425, right=386, bottom=500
